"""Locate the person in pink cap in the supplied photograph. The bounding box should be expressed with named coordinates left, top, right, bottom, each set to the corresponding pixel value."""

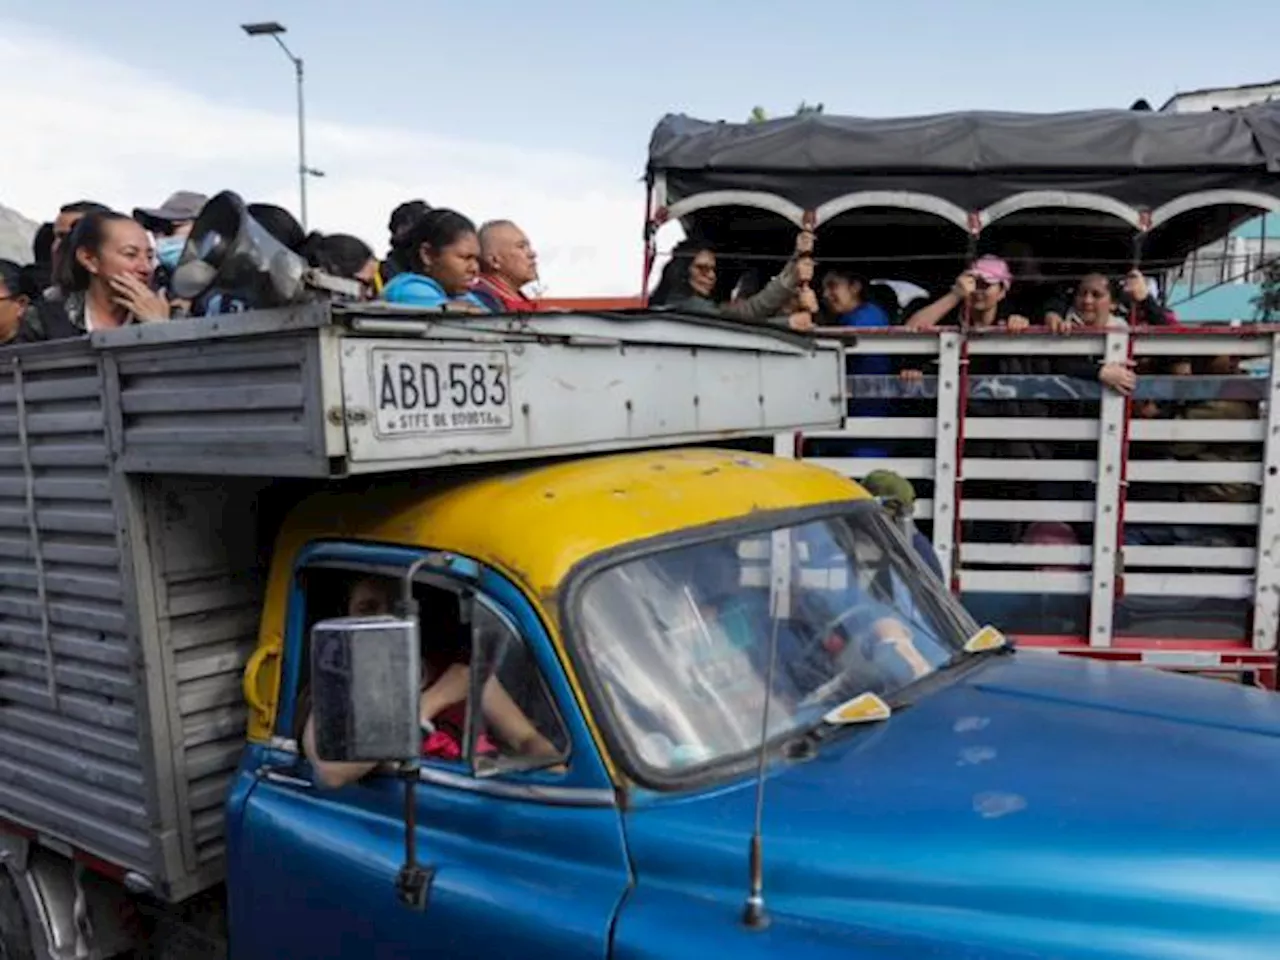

left=900, top=256, right=1048, bottom=546
left=905, top=255, right=1031, bottom=331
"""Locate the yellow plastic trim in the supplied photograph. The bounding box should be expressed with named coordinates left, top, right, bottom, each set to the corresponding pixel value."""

left=963, top=625, right=1009, bottom=654
left=823, top=691, right=892, bottom=726
left=243, top=637, right=282, bottom=738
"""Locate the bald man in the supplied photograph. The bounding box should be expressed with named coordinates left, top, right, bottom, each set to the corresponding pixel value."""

left=472, top=220, right=538, bottom=313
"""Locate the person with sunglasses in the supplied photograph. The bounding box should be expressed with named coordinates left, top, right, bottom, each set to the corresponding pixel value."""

left=903, top=255, right=1054, bottom=543
left=904, top=255, right=1031, bottom=331
left=133, top=191, right=207, bottom=279
left=650, top=230, right=818, bottom=331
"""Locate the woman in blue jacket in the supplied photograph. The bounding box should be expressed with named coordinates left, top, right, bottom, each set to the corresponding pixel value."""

left=382, top=208, right=489, bottom=312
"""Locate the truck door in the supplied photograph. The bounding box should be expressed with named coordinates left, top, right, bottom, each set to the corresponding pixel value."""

left=226, top=552, right=631, bottom=960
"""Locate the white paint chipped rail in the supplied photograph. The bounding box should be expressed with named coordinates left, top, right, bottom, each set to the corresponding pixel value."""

left=781, top=324, right=1280, bottom=678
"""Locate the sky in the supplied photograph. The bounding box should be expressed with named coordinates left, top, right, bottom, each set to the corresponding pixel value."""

left=2, top=0, right=1280, bottom=295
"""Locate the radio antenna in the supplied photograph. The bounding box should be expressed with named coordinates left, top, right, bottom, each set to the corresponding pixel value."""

left=742, top=574, right=784, bottom=929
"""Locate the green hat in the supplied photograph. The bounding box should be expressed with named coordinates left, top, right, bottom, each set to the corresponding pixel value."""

left=861, top=469, right=916, bottom=516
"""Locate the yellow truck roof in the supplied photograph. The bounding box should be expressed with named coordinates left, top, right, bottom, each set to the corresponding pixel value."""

left=247, top=448, right=867, bottom=743
left=280, top=447, right=868, bottom=599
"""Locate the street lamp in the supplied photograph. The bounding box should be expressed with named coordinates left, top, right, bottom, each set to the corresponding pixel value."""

left=241, top=21, right=324, bottom=229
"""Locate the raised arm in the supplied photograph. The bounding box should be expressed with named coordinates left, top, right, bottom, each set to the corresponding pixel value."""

left=1124, top=270, right=1170, bottom=326
left=719, top=260, right=798, bottom=322
left=906, top=273, right=973, bottom=330
left=720, top=229, right=815, bottom=325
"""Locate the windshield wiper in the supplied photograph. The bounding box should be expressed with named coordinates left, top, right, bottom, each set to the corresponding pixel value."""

left=941, top=639, right=1015, bottom=672
left=789, top=696, right=907, bottom=751
left=791, top=635, right=1014, bottom=746
left=806, top=643, right=1011, bottom=736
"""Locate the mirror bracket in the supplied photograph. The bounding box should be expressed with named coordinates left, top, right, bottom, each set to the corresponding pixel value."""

left=389, top=559, right=472, bottom=909
left=395, top=759, right=433, bottom=911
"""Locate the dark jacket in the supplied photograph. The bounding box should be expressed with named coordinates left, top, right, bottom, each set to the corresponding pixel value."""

left=664, top=261, right=800, bottom=326
left=912, top=528, right=945, bottom=580
left=14, top=297, right=85, bottom=344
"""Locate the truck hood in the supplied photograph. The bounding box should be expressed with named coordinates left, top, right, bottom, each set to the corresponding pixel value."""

left=622, top=653, right=1280, bottom=958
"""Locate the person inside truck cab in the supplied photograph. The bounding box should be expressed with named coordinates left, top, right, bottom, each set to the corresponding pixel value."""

left=650, top=231, right=817, bottom=330
left=301, top=575, right=561, bottom=789
left=788, top=522, right=942, bottom=689
left=860, top=469, right=943, bottom=580
left=381, top=208, right=490, bottom=313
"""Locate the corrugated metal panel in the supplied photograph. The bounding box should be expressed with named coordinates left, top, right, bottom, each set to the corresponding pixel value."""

left=0, top=345, right=156, bottom=877
left=139, top=477, right=265, bottom=884
left=172, top=571, right=258, bottom=869
left=109, top=336, right=329, bottom=478
left=2, top=340, right=284, bottom=900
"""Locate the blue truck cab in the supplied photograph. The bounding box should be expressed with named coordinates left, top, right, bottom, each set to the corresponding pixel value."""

left=224, top=450, right=1280, bottom=960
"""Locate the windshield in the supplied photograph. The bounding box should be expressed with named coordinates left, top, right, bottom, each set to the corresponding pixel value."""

left=573, top=506, right=977, bottom=777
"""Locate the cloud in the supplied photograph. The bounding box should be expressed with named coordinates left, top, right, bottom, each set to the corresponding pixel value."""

left=0, top=22, right=646, bottom=297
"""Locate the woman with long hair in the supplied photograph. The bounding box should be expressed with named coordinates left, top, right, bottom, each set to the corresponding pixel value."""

left=44, top=211, right=169, bottom=337
left=302, top=232, right=379, bottom=299
left=650, top=231, right=816, bottom=330
left=382, top=208, right=488, bottom=312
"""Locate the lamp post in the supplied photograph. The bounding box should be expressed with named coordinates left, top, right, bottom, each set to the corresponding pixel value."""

left=241, top=21, right=324, bottom=229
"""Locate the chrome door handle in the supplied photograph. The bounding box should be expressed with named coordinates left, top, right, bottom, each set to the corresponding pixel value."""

left=258, top=766, right=315, bottom=790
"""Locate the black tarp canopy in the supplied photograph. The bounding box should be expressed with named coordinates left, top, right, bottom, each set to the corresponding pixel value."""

left=646, top=106, right=1280, bottom=292
left=650, top=107, right=1280, bottom=211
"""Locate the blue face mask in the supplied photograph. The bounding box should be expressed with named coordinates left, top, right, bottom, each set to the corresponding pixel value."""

left=155, top=236, right=185, bottom=270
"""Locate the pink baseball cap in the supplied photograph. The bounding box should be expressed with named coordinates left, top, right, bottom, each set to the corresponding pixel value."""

left=970, top=255, right=1013, bottom=287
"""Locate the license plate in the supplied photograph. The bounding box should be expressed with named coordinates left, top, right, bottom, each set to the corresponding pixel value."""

left=371, top=348, right=513, bottom=437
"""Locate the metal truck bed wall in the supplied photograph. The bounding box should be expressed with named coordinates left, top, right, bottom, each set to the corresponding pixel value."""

left=0, top=307, right=844, bottom=902
left=0, top=339, right=266, bottom=901
left=97, top=304, right=845, bottom=478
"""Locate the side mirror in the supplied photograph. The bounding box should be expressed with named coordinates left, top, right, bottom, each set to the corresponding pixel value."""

left=310, top=616, right=421, bottom=763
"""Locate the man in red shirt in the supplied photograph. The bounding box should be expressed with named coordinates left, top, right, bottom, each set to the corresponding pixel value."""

left=472, top=220, right=539, bottom=312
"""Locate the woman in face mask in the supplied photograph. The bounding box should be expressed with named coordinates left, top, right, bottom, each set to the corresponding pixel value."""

left=153, top=233, right=187, bottom=274
left=133, top=192, right=208, bottom=311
